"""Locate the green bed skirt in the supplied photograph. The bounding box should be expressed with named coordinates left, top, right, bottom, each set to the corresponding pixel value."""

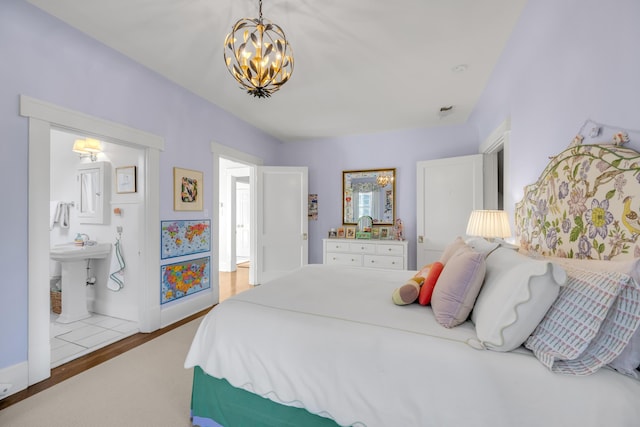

left=191, top=366, right=342, bottom=427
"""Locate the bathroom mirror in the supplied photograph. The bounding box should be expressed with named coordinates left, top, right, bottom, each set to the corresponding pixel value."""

left=77, top=161, right=110, bottom=224
left=343, top=168, right=395, bottom=225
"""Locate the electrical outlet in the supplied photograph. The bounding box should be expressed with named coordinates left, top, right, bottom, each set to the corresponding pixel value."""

left=0, top=383, right=12, bottom=396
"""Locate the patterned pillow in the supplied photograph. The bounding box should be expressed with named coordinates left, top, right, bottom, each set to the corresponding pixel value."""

left=525, top=267, right=640, bottom=375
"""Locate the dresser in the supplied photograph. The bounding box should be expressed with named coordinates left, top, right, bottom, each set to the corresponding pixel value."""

left=322, top=239, right=408, bottom=270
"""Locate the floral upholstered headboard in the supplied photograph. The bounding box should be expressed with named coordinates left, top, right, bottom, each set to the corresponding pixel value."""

left=515, top=126, right=640, bottom=261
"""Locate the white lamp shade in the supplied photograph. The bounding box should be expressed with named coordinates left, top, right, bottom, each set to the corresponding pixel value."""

left=72, top=138, right=87, bottom=153
left=466, top=210, right=511, bottom=239
left=82, top=138, right=103, bottom=153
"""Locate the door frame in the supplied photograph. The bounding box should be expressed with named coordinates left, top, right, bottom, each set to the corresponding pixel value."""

left=20, top=95, right=164, bottom=385
left=481, top=118, right=511, bottom=212
left=211, top=142, right=263, bottom=287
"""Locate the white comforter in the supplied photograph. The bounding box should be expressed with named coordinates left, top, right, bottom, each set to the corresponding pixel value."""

left=185, top=264, right=640, bottom=427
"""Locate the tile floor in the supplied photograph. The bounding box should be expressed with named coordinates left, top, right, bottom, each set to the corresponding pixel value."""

left=50, top=312, right=139, bottom=368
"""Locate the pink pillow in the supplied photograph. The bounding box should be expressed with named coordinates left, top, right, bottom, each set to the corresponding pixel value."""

left=418, top=262, right=444, bottom=305
left=439, top=237, right=466, bottom=265
left=431, top=245, right=486, bottom=328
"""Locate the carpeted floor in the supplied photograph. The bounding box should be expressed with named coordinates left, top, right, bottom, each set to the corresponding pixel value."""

left=0, top=317, right=203, bottom=427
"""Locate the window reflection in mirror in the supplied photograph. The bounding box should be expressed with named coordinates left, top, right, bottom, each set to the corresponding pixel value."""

left=343, top=168, right=395, bottom=225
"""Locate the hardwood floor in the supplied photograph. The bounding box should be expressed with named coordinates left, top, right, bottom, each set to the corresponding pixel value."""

left=219, top=262, right=252, bottom=302
left=0, top=265, right=250, bottom=411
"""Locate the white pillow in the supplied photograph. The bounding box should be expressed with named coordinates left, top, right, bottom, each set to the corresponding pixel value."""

left=471, top=248, right=566, bottom=352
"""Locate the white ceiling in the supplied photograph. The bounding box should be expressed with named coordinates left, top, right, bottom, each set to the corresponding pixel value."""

left=27, top=0, right=527, bottom=142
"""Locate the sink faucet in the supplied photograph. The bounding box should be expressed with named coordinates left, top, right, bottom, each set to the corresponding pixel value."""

left=75, top=233, right=90, bottom=246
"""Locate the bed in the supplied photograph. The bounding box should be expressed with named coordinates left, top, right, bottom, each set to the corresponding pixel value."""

left=185, top=124, right=640, bottom=426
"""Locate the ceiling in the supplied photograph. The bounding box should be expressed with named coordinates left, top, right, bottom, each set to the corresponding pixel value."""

left=27, top=0, right=527, bottom=142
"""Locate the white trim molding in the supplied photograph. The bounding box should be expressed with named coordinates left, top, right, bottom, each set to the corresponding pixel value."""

left=20, top=95, right=164, bottom=385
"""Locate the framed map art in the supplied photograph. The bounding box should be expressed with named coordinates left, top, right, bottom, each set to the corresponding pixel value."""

left=161, top=256, right=210, bottom=304
left=161, top=219, right=211, bottom=259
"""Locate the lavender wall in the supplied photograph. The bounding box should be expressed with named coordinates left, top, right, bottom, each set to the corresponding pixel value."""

left=4, top=0, right=640, bottom=373
left=0, top=0, right=281, bottom=370
left=279, top=125, right=480, bottom=269
left=469, top=0, right=640, bottom=219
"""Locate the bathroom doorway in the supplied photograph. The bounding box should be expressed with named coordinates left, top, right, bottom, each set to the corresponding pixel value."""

left=49, top=129, right=142, bottom=367
left=22, top=95, right=164, bottom=386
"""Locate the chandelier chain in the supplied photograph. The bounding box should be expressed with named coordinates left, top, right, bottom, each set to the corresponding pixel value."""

left=258, top=0, right=263, bottom=21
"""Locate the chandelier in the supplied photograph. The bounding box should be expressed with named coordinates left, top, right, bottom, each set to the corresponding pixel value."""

left=223, top=0, right=294, bottom=98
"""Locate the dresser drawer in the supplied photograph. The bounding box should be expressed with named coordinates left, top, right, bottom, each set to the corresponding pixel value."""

left=325, top=241, right=350, bottom=252
left=363, top=255, right=404, bottom=270
left=323, top=239, right=407, bottom=270
left=376, top=244, right=404, bottom=256
left=349, top=243, right=376, bottom=254
left=326, top=252, right=363, bottom=266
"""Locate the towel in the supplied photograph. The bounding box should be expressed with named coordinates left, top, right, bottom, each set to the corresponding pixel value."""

left=108, top=240, right=125, bottom=291
left=58, top=203, right=70, bottom=228
left=50, top=201, right=70, bottom=229
left=49, top=201, right=60, bottom=230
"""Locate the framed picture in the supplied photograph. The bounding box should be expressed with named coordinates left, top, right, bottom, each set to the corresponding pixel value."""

left=116, top=166, right=137, bottom=193
left=345, top=226, right=356, bottom=239
left=161, top=256, right=210, bottom=304
left=379, top=227, right=390, bottom=239
left=372, top=227, right=380, bottom=239
left=174, top=167, right=203, bottom=211
left=161, top=220, right=211, bottom=259
left=337, top=227, right=345, bottom=238
left=328, top=229, right=338, bottom=238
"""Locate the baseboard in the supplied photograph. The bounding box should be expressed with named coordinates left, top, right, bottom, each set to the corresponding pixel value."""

left=160, top=290, right=216, bottom=328
left=0, top=361, right=28, bottom=400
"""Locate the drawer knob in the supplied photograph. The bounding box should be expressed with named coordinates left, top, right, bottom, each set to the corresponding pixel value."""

left=388, top=248, right=392, bottom=251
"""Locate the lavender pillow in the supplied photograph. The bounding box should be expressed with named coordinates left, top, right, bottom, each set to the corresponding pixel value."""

left=431, top=245, right=486, bottom=328
left=439, top=237, right=467, bottom=265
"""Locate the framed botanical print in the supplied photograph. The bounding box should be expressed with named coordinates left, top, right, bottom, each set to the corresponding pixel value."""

left=174, top=167, right=203, bottom=211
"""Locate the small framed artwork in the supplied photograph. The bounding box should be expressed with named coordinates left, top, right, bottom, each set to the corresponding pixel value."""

left=328, top=229, right=338, bottom=238
left=372, top=227, right=380, bottom=239
left=116, top=166, right=137, bottom=193
left=174, top=167, right=203, bottom=211
left=379, top=227, right=390, bottom=239
left=345, top=226, right=356, bottom=239
left=337, top=227, right=345, bottom=238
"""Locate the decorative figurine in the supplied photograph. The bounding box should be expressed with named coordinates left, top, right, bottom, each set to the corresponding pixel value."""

left=395, top=218, right=404, bottom=241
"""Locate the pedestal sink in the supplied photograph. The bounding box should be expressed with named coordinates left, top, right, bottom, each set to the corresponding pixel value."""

left=50, top=242, right=111, bottom=323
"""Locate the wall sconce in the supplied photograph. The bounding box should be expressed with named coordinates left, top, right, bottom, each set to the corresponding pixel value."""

left=466, top=210, right=512, bottom=241
left=72, top=138, right=103, bottom=161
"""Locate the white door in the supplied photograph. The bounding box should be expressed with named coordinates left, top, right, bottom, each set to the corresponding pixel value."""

left=236, top=182, right=250, bottom=261
left=255, top=166, right=308, bottom=284
left=416, top=155, right=483, bottom=267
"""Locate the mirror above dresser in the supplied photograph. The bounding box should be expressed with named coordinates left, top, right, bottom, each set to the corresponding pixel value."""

left=343, top=168, right=395, bottom=225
